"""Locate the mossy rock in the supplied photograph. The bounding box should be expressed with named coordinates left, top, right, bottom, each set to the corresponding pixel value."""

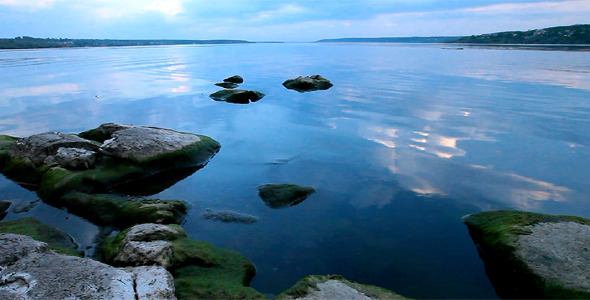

left=463, top=210, right=590, bottom=299
left=277, top=275, right=409, bottom=299
left=258, top=184, right=315, bottom=209
left=54, top=192, right=187, bottom=228
left=100, top=224, right=265, bottom=299
left=0, top=217, right=81, bottom=257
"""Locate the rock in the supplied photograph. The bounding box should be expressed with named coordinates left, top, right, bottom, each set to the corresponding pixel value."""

left=8, top=132, right=100, bottom=167
left=0, top=217, right=80, bottom=256
left=215, top=82, right=239, bottom=89
left=202, top=209, right=259, bottom=224
left=9, top=199, right=39, bottom=214
left=210, top=89, right=265, bottom=104
left=101, top=223, right=265, bottom=299
left=276, top=275, right=409, bottom=300
left=283, top=75, right=333, bottom=92
left=131, top=266, right=177, bottom=300
left=0, top=201, right=9, bottom=220
left=0, top=233, right=176, bottom=300
left=45, top=147, right=97, bottom=170
left=258, top=184, right=316, bottom=209
left=463, top=210, right=590, bottom=299
left=223, top=75, right=244, bottom=84
left=115, top=240, right=175, bottom=268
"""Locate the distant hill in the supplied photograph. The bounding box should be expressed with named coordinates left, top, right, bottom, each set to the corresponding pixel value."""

left=316, top=36, right=463, bottom=43
left=452, top=24, right=590, bottom=44
left=0, top=37, right=253, bottom=49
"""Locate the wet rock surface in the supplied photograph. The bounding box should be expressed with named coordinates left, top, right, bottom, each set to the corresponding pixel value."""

left=0, top=201, right=9, bottom=220
left=283, top=75, right=333, bottom=92
left=210, top=89, right=265, bottom=104
left=202, top=209, right=259, bottom=224
left=277, top=275, right=409, bottom=300
left=463, top=210, right=590, bottom=299
left=258, top=184, right=316, bottom=209
left=223, top=75, right=244, bottom=84
left=8, top=132, right=99, bottom=167
left=0, top=233, right=176, bottom=300
left=215, top=82, right=239, bottom=89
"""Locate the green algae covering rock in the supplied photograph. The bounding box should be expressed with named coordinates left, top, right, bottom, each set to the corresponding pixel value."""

left=0, top=217, right=80, bottom=257
left=101, top=223, right=265, bottom=299
left=258, top=184, right=316, bottom=209
left=0, top=123, right=220, bottom=228
left=277, top=275, right=409, bottom=300
left=463, top=210, right=590, bottom=299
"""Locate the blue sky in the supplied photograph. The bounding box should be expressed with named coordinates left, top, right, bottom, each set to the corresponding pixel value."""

left=0, top=0, right=588, bottom=41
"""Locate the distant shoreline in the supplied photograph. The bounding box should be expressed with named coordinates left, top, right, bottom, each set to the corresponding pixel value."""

left=0, top=37, right=255, bottom=50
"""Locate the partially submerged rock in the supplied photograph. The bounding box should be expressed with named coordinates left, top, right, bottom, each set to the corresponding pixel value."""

left=463, top=210, right=590, bottom=299
left=283, top=75, right=333, bottom=92
left=215, top=82, right=239, bottom=89
left=0, top=217, right=80, bottom=256
left=0, top=123, right=220, bottom=228
left=202, top=209, right=259, bottom=224
left=276, top=275, right=409, bottom=300
left=0, top=201, right=9, bottom=220
left=210, top=89, right=265, bottom=104
left=0, top=233, right=176, bottom=300
left=258, top=184, right=316, bottom=209
left=223, top=75, right=244, bottom=84
left=101, top=223, right=265, bottom=299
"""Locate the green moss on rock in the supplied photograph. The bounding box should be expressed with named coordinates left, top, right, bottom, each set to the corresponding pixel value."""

left=463, top=210, right=590, bottom=299
left=0, top=217, right=81, bottom=257
left=258, top=184, right=316, bottom=209
left=277, top=275, right=409, bottom=299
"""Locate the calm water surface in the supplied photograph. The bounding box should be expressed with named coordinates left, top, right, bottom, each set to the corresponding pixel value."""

left=1, top=43, right=589, bottom=299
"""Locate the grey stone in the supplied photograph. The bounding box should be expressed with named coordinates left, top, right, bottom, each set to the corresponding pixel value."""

left=131, top=266, right=177, bottom=300
left=0, top=234, right=49, bottom=266
left=8, top=132, right=99, bottom=167
left=114, top=240, right=175, bottom=268
left=283, top=75, right=333, bottom=92
left=209, top=89, right=265, bottom=104
left=45, top=147, right=97, bottom=170
left=515, top=222, right=590, bottom=293
left=125, top=223, right=186, bottom=242
left=223, top=75, right=244, bottom=84
left=99, top=126, right=203, bottom=162
left=215, top=82, right=239, bottom=89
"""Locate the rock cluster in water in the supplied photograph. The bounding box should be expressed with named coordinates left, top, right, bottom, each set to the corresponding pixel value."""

left=210, top=75, right=265, bottom=104
left=463, top=210, right=590, bottom=299
left=283, top=75, right=333, bottom=92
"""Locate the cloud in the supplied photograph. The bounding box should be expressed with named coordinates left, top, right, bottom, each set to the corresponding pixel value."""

left=0, top=0, right=58, bottom=10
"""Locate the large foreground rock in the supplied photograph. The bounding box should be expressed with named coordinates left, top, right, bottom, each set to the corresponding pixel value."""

left=283, top=75, right=333, bottom=92
left=277, top=275, right=409, bottom=300
left=101, top=223, right=265, bottom=299
left=0, top=233, right=176, bottom=299
left=0, top=123, right=220, bottom=228
left=463, top=210, right=590, bottom=299
left=0, top=217, right=80, bottom=256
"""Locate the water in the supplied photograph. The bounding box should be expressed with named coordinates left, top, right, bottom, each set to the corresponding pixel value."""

left=1, top=43, right=589, bottom=299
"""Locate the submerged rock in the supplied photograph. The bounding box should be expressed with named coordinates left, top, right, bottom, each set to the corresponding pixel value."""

left=223, top=75, right=244, bottom=84
left=102, top=223, right=265, bottom=299
left=463, top=210, right=590, bottom=299
left=215, top=82, right=239, bottom=89
left=276, top=275, right=409, bottom=300
left=283, top=75, right=333, bottom=92
left=258, top=184, right=316, bottom=209
left=210, top=89, right=265, bottom=104
left=0, top=233, right=176, bottom=300
left=202, top=209, right=259, bottom=224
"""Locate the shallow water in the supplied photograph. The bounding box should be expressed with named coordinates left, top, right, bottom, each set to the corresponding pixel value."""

left=1, top=43, right=589, bottom=298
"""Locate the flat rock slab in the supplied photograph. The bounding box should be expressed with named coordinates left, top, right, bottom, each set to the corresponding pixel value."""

left=223, top=75, right=244, bottom=83
left=276, top=275, right=408, bottom=300
left=463, top=210, right=590, bottom=299
left=210, top=89, right=265, bottom=104
left=202, top=209, right=259, bottom=224
left=0, top=233, right=176, bottom=300
left=283, top=75, right=333, bottom=92
left=215, top=82, right=239, bottom=89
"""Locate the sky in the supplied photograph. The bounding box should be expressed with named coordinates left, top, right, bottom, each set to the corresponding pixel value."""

left=0, top=0, right=589, bottom=42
